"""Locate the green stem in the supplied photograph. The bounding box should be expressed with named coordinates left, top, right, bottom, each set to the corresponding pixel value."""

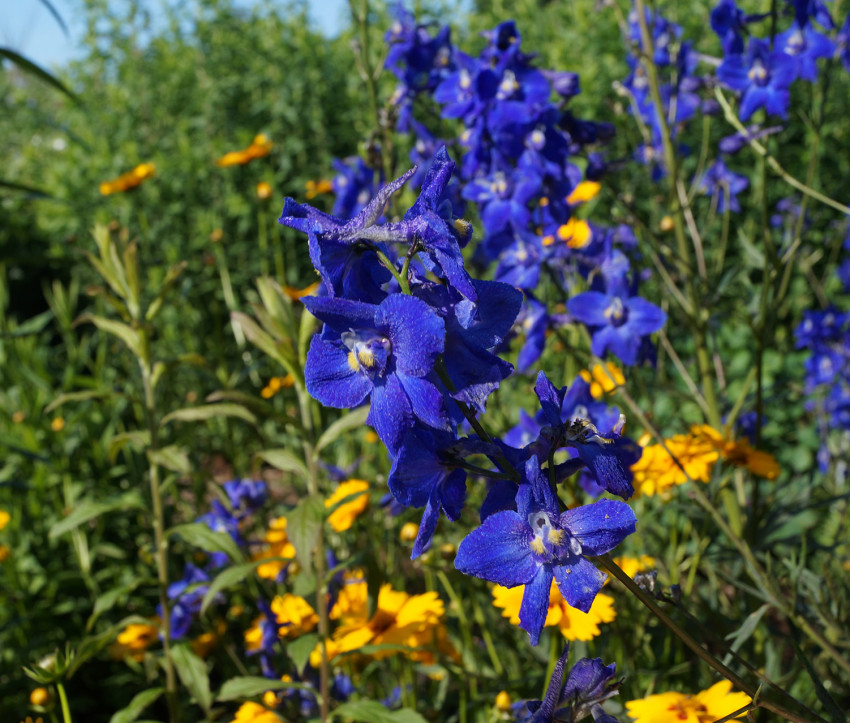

left=140, top=358, right=179, bottom=723
left=56, top=681, right=73, bottom=723
left=713, top=86, right=850, bottom=216
left=599, top=555, right=821, bottom=723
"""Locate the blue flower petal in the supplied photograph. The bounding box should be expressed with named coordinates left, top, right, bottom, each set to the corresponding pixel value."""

left=376, top=295, right=444, bottom=377
left=303, top=296, right=378, bottom=335
left=455, top=510, right=538, bottom=587
left=412, top=491, right=441, bottom=559
left=560, top=499, right=636, bottom=556
left=368, top=373, right=414, bottom=454
left=567, top=292, right=611, bottom=326
left=553, top=557, right=605, bottom=613
left=396, top=373, right=449, bottom=432
left=305, top=336, right=373, bottom=409
left=519, top=565, right=554, bottom=646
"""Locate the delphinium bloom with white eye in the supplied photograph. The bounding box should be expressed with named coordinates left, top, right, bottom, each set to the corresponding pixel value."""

left=454, top=456, right=635, bottom=645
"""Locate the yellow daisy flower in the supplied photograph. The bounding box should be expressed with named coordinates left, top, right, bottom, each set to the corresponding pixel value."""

left=492, top=580, right=615, bottom=641
left=325, top=479, right=370, bottom=532
left=626, top=680, right=751, bottom=722
left=254, top=517, right=296, bottom=581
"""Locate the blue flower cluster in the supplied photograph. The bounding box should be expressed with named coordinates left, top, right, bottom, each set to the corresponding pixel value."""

left=163, top=478, right=267, bottom=640
left=280, top=145, right=638, bottom=662
left=795, top=271, right=850, bottom=474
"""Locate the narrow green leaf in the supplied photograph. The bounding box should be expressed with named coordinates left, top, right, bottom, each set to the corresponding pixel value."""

left=172, top=644, right=212, bottom=714
left=286, top=495, right=325, bottom=569
left=722, top=603, right=769, bottom=666
left=167, top=523, right=244, bottom=563
left=49, top=492, right=144, bottom=539
left=0, top=310, right=53, bottom=338
left=37, top=0, right=70, bottom=36
left=217, top=676, right=314, bottom=701
left=45, top=389, right=114, bottom=413
left=0, top=178, right=54, bottom=198
left=315, top=406, right=370, bottom=453
left=255, top=448, right=308, bottom=478
left=0, top=47, right=80, bottom=102
left=75, top=314, right=142, bottom=356
left=109, top=687, right=165, bottom=723
left=161, top=403, right=257, bottom=426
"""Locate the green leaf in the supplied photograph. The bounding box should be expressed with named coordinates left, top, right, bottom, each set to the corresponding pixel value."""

left=75, top=314, right=142, bottom=357
left=331, top=700, right=427, bottom=722
left=172, top=643, right=212, bottom=714
left=722, top=603, right=769, bottom=666
left=286, top=495, right=325, bottom=569
left=160, top=403, right=257, bottom=426
left=230, top=311, right=298, bottom=375
left=200, top=558, right=291, bottom=615
left=217, top=676, right=314, bottom=701
left=0, top=310, right=53, bottom=338
left=315, top=406, right=370, bottom=453
left=0, top=178, right=54, bottom=199
left=286, top=632, right=319, bottom=674
left=0, top=47, right=80, bottom=102
left=109, top=687, right=165, bottom=723
left=108, top=431, right=151, bottom=463
left=146, top=261, right=188, bottom=321
left=49, top=492, right=144, bottom=539
left=146, top=445, right=191, bottom=474
left=167, top=522, right=244, bottom=563
left=44, top=389, right=114, bottom=413
left=255, top=448, right=309, bottom=478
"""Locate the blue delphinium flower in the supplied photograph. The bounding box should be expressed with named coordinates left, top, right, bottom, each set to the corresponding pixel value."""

left=567, top=281, right=666, bottom=367
left=454, top=456, right=635, bottom=645
left=303, top=293, right=448, bottom=454
left=717, top=38, right=798, bottom=121
left=775, top=22, right=835, bottom=81
left=699, top=159, right=750, bottom=212
left=515, top=644, right=621, bottom=721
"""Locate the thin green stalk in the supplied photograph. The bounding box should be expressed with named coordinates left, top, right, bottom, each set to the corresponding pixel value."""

left=140, top=358, right=179, bottom=723
left=633, top=0, right=722, bottom=428
left=56, top=681, right=73, bottom=723
left=599, top=555, right=822, bottom=723
left=713, top=87, right=850, bottom=216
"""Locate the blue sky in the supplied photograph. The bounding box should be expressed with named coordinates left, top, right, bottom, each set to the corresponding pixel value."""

left=3, top=0, right=349, bottom=70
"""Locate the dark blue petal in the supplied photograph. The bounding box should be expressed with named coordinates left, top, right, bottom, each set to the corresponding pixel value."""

left=302, top=296, right=378, bottom=334
left=560, top=499, right=636, bottom=556
left=305, top=336, right=373, bottom=409
left=396, top=373, right=449, bottom=431
left=455, top=510, right=538, bottom=586
left=567, top=292, right=612, bottom=326
left=368, top=373, right=413, bottom=454
left=376, top=295, right=444, bottom=377
left=412, top=491, right=441, bottom=559
left=519, top=565, right=554, bottom=646
left=553, top=557, right=604, bottom=613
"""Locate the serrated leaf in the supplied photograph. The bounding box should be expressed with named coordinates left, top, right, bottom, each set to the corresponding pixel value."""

left=49, top=492, right=144, bottom=539
left=75, top=314, right=142, bottom=356
left=315, top=406, right=370, bottom=453
left=200, top=558, right=291, bottom=615
left=286, top=632, right=319, bottom=674
left=147, top=445, right=191, bottom=474
left=160, top=403, right=257, bottom=426
left=217, top=676, right=315, bottom=701
left=255, top=448, right=308, bottom=478
left=286, top=495, right=325, bottom=569
left=331, top=700, right=427, bottom=722
left=167, top=522, right=244, bottom=563
left=109, top=687, right=165, bottom=723
left=172, top=644, right=212, bottom=714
